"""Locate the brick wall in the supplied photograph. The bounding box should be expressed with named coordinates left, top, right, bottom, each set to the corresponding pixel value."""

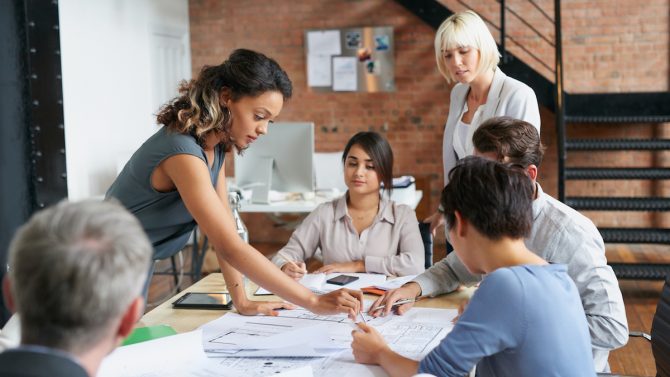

left=189, top=0, right=669, bottom=242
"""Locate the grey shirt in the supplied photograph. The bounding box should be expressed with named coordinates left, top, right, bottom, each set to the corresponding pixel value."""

left=413, top=183, right=628, bottom=372
left=272, top=194, right=425, bottom=276
left=106, top=127, right=225, bottom=260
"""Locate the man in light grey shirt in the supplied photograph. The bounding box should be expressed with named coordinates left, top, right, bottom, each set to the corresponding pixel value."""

left=371, top=117, right=628, bottom=373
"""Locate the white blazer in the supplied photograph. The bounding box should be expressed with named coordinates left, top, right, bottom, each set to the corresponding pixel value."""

left=442, top=68, right=541, bottom=184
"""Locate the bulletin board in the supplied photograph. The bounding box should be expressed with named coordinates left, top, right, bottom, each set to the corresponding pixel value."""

left=304, top=26, right=395, bottom=92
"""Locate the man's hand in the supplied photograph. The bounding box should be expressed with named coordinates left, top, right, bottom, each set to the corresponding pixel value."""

left=368, top=282, right=422, bottom=317
left=424, top=210, right=445, bottom=237
left=315, top=260, right=365, bottom=274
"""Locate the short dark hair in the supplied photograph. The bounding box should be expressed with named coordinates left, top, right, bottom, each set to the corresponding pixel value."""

left=472, top=116, right=545, bottom=168
left=441, top=156, right=534, bottom=240
left=342, top=132, right=394, bottom=193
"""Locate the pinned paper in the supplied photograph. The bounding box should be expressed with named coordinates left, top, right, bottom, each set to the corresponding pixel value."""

left=332, top=56, right=357, bottom=91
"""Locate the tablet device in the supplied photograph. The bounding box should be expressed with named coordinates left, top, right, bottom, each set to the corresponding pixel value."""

left=326, top=274, right=359, bottom=286
left=172, top=292, right=232, bottom=310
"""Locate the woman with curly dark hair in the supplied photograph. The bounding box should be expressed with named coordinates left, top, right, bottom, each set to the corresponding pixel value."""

left=107, top=49, right=363, bottom=318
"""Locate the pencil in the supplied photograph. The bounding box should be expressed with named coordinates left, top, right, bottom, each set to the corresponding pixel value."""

left=368, top=297, right=421, bottom=312
left=358, top=309, right=367, bottom=324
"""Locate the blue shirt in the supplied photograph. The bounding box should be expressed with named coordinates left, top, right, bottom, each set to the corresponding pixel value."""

left=106, top=126, right=225, bottom=260
left=418, top=264, right=596, bottom=377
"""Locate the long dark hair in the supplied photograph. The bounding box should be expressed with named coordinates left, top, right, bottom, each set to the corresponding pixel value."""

left=156, top=49, right=292, bottom=150
left=342, top=132, right=394, bottom=194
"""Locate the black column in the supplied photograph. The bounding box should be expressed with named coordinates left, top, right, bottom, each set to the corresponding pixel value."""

left=0, top=0, right=67, bottom=327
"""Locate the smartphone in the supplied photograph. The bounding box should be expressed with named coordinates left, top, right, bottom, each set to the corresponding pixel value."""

left=326, top=274, right=360, bottom=286
left=172, top=292, right=232, bottom=310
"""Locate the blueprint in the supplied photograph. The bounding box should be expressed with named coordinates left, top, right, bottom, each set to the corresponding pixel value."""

left=201, top=307, right=457, bottom=376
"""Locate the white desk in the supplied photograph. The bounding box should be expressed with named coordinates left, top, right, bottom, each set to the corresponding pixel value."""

left=239, top=190, right=423, bottom=213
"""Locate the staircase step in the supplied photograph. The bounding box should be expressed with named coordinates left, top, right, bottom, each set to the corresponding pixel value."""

left=566, top=197, right=670, bottom=211
left=600, top=228, right=670, bottom=244
left=566, top=168, right=670, bottom=180
left=565, top=115, right=670, bottom=123
left=566, top=139, right=670, bottom=151
left=609, top=263, right=670, bottom=280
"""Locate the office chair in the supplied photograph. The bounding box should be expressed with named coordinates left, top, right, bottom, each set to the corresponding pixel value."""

left=598, top=274, right=670, bottom=377
left=652, top=275, right=670, bottom=376
left=419, top=222, right=433, bottom=269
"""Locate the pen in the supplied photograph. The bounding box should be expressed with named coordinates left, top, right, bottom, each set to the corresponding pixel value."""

left=368, top=298, right=420, bottom=312
left=358, top=309, right=367, bottom=324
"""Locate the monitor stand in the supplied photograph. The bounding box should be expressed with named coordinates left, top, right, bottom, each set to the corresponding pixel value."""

left=251, top=157, right=273, bottom=204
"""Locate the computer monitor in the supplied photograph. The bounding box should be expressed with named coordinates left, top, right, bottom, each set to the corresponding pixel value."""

left=234, top=122, right=314, bottom=203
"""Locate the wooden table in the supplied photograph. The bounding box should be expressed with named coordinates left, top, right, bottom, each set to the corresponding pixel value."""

left=139, top=273, right=475, bottom=333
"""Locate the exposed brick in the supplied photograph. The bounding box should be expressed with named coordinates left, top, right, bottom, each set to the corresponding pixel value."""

left=190, top=0, right=669, bottom=241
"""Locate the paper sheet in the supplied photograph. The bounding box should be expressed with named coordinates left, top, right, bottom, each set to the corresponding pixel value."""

left=256, top=273, right=386, bottom=295
left=374, top=275, right=417, bottom=291
left=306, top=30, right=341, bottom=55
left=332, top=56, right=357, bottom=91
left=98, top=330, right=244, bottom=377
left=307, top=54, right=332, bottom=87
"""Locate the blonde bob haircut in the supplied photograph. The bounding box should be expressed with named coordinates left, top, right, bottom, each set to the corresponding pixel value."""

left=434, top=10, right=501, bottom=84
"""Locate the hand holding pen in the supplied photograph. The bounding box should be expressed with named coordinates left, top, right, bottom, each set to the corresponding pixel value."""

left=277, top=252, right=308, bottom=280
left=369, top=282, right=423, bottom=317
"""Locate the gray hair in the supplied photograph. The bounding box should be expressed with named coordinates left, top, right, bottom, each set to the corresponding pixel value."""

left=7, top=199, right=152, bottom=352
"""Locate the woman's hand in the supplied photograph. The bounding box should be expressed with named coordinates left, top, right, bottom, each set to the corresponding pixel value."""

left=351, top=323, right=390, bottom=365
left=281, top=261, right=307, bottom=280
left=315, top=260, right=365, bottom=274
left=369, top=282, right=422, bottom=318
left=308, top=288, right=363, bottom=320
left=235, top=300, right=296, bottom=316
left=424, top=211, right=445, bottom=237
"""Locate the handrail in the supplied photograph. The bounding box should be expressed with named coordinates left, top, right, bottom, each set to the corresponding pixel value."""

left=554, top=0, right=566, bottom=201
left=502, top=3, right=555, bottom=47
left=500, top=0, right=508, bottom=63
left=455, top=0, right=555, bottom=74
left=528, top=0, right=555, bottom=23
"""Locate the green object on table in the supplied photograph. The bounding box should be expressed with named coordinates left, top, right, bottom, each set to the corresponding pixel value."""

left=122, top=324, right=177, bottom=346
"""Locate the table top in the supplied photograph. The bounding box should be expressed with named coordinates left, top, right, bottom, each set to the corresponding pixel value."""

left=139, top=273, right=474, bottom=333
left=239, top=191, right=423, bottom=213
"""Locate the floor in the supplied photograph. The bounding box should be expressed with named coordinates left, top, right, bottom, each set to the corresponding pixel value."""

left=147, top=242, right=670, bottom=377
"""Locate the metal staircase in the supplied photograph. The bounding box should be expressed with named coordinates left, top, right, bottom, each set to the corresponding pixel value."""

left=397, top=0, right=670, bottom=280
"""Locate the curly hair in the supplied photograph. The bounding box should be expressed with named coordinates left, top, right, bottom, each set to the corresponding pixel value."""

left=156, top=49, right=292, bottom=150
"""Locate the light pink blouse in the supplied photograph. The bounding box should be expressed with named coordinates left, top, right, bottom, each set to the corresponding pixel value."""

left=271, top=194, right=425, bottom=276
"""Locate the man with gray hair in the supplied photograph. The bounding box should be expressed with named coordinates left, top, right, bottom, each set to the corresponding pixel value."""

left=0, top=200, right=153, bottom=377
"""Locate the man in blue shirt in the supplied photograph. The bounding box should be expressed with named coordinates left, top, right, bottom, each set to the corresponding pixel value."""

left=351, top=157, right=596, bottom=377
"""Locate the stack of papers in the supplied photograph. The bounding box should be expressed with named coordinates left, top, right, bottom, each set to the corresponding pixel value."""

left=255, top=272, right=387, bottom=296
left=100, top=306, right=458, bottom=377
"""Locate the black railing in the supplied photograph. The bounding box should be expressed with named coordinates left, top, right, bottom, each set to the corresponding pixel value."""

left=554, top=0, right=566, bottom=201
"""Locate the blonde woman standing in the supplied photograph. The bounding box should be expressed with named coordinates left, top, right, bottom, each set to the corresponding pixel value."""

left=425, top=11, right=541, bottom=234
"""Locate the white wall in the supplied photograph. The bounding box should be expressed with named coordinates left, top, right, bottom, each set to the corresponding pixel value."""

left=59, top=0, right=191, bottom=199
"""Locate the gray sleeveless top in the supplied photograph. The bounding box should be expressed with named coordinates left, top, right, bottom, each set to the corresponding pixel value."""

left=106, top=126, right=225, bottom=260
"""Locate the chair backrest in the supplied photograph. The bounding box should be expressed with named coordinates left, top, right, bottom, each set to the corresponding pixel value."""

left=418, top=222, right=433, bottom=269
left=652, top=275, right=670, bottom=377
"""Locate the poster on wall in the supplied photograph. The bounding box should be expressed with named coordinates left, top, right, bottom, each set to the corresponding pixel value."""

left=304, top=26, right=394, bottom=92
